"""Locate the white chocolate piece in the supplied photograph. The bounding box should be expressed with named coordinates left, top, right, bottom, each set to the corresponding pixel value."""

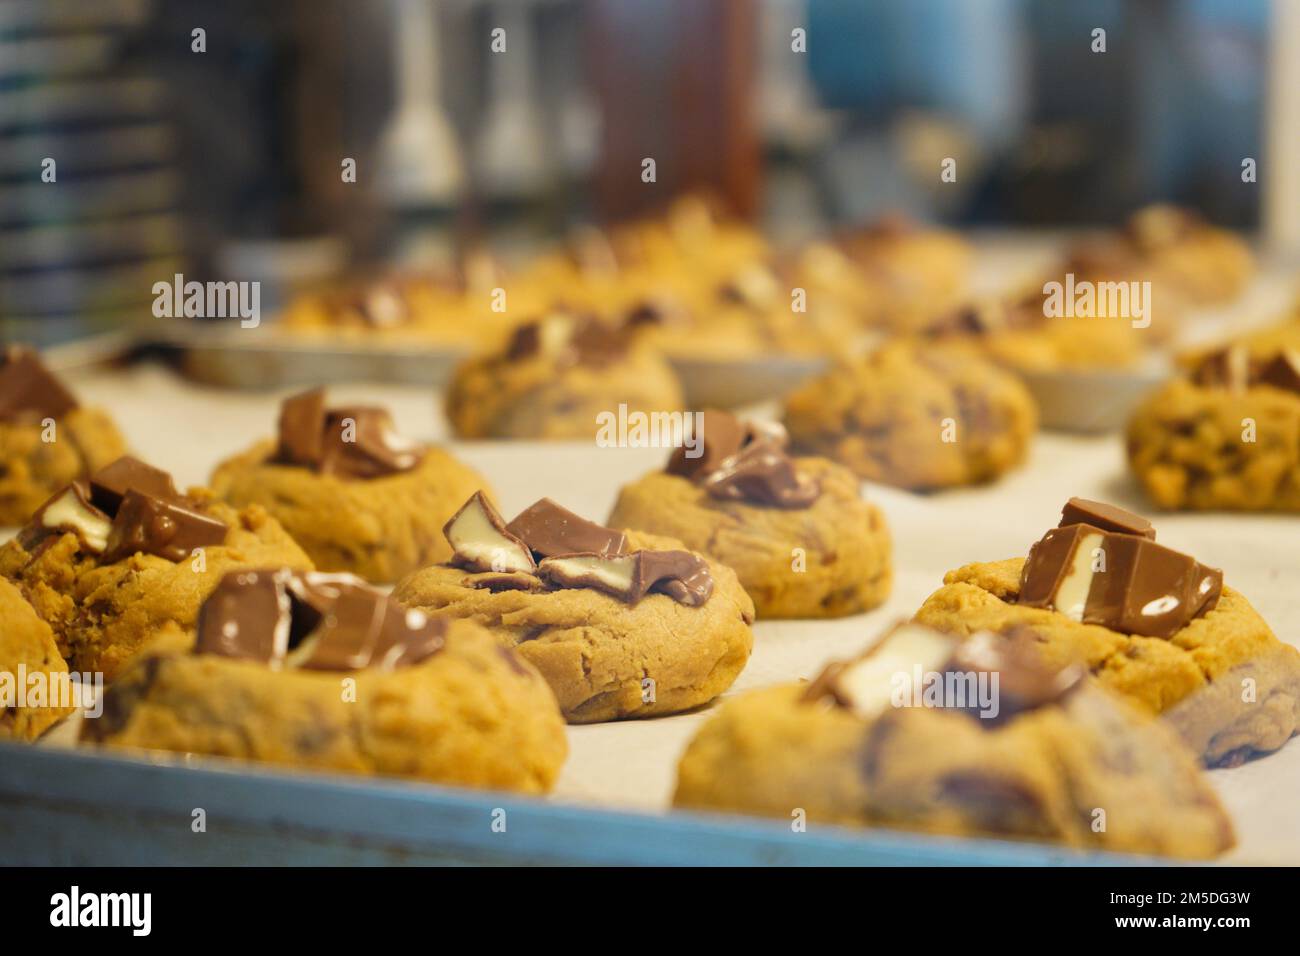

left=832, top=624, right=956, bottom=720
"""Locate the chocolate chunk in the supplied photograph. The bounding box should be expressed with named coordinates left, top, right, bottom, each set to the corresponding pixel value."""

left=277, top=388, right=327, bottom=466
left=503, top=313, right=628, bottom=367
left=704, top=440, right=820, bottom=509
left=1019, top=519, right=1222, bottom=638
left=102, top=489, right=229, bottom=563
left=18, top=482, right=112, bottom=554
left=944, top=630, right=1084, bottom=724
left=666, top=409, right=749, bottom=480
left=801, top=623, right=958, bottom=717
left=1190, top=346, right=1253, bottom=390
left=635, top=549, right=713, bottom=606
left=196, top=569, right=295, bottom=663
left=1255, top=349, right=1300, bottom=394
left=88, top=456, right=181, bottom=515
left=1059, top=497, right=1155, bottom=539
left=196, top=569, right=446, bottom=671
left=444, top=491, right=536, bottom=574
left=624, top=296, right=688, bottom=329
left=0, top=346, right=78, bottom=423
left=537, top=548, right=713, bottom=607
left=320, top=407, right=423, bottom=479
left=274, top=389, right=423, bottom=479
left=506, top=498, right=626, bottom=559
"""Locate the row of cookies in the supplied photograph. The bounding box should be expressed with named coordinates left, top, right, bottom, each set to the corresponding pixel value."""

left=278, top=200, right=1254, bottom=376
left=3, top=348, right=1296, bottom=861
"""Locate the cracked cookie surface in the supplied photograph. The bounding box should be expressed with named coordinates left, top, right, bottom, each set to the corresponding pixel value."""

left=0, top=490, right=313, bottom=681
left=783, top=343, right=1036, bottom=490
left=913, top=558, right=1300, bottom=765
left=210, top=440, right=487, bottom=583
left=393, top=530, right=755, bottom=723
left=607, top=457, right=891, bottom=618
left=1126, top=378, right=1300, bottom=511
left=674, top=680, right=1234, bottom=859
left=83, top=619, right=567, bottom=793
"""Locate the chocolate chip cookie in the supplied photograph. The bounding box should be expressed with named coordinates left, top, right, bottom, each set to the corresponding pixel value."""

left=0, top=577, right=74, bottom=740
left=675, top=622, right=1234, bottom=859
left=0, top=347, right=127, bottom=526
left=784, top=341, right=1037, bottom=490
left=1127, top=346, right=1300, bottom=510
left=0, top=457, right=313, bottom=681
left=444, top=312, right=685, bottom=440
left=210, top=388, right=488, bottom=582
left=608, top=409, right=891, bottom=618
left=394, top=494, right=754, bottom=722
left=84, top=569, right=568, bottom=793
left=913, top=498, right=1299, bottom=766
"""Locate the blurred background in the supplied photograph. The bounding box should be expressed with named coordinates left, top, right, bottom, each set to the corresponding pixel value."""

left=1, top=0, right=1296, bottom=337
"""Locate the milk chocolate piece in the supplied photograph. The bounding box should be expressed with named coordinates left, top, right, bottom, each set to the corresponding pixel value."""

left=506, top=498, right=626, bottom=559
left=944, top=630, right=1084, bottom=724
left=666, top=409, right=749, bottom=480
left=1059, top=497, right=1155, bottom=539
left=88, top=456, right=180, bottom=515
left=1019, top=509, right=1222, bottom=638
left=277, top=388, right=327, bottom=466
left=444, top=491, right=536, bottom=573
left=19, top=482, right=112, bottom=554
left=504, top=314, right=628, bottom=367
left=537, top=548, right=713, bottom=607
left=195, top=569, right=295, bottom=663
left=704, top=440, right=819, bottom=509
left=195, top=569, right=446, bottom=671
left=624, top=296, right=687, bottom=329
left=1190, top=346, right=1253, bottom=390
left=320, top=407, right=423, bottom=479
left=0, top=346, right=78, bottom=422
left=275, top=389, right=423, bottom=479
left=1255, top=349, right=1300, bottom=394
left=801, top=623, right=957, bottom=718
left=102, top=489, right=228, bottom=563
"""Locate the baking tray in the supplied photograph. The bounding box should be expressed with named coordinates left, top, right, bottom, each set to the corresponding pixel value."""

left=0, top=741, right=1153, bottom=866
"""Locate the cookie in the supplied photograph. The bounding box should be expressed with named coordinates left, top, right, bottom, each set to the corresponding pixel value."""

left=1127, top=348, right=1300, bottom=510
left=0, top=346, right=127, bottom=525
left=0, top=578, right=75, bottom=740
left=394, top=494, right=754, bottom=722
left=675, top=623, right=1234, bottom=859
left=913, top=498, right=1300, bottom=766
left=0, top=457, right=313, bottom=681
left=607, top=409, right=891, bottom=618
left=445, top=311, right=685, bottom=441
left=210, top=388, right=488, bottom=582
left=784, top=341, right=1037, bottom=490
left=83, top=570, right=568, bottom=793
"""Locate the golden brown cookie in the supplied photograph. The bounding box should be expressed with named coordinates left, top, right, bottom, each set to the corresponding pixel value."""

left=394, top=528, right=754, bottom=723
left=1126, top=376, right=1300, bottom=511
left=913, top=558, right=1300, bottom=766
left=609, top=457, right=891, bottom=619
left=0, top=578, right=75, bottom=740
left=84, top=618, right=567, bottom=794
left=1, top=487, right=312, bottom=682
left=784, top=342, right=1037, bottom=490
left=211, top=439, right=488, bottom=582
left=1, top=411, right=126, bottom=527
left=674, top=672, right=1233, bottom=859
left=445, top=313, right=685, bottom=441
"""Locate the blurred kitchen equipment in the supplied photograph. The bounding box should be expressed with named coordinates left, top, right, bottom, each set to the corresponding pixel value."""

left=476, top=0, right=551, bottom=199
left=375, top=0, right=464, bottom=208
